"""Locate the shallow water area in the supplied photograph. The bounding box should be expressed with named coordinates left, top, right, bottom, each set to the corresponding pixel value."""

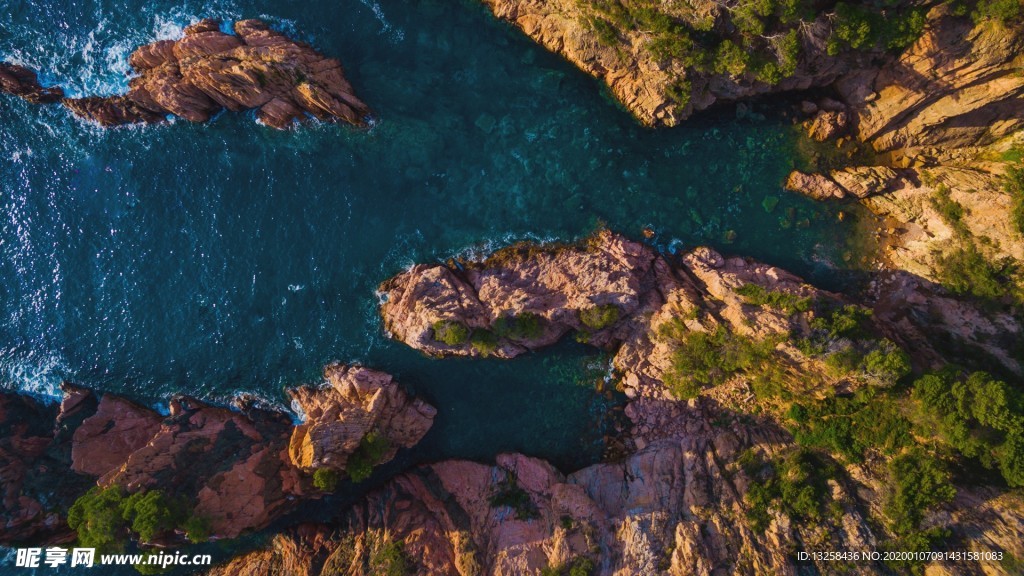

left=1, top=0, right=873, bottom=470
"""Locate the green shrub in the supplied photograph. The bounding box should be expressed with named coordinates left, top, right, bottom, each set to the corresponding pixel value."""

left=974, top=0, right=1022, bottom=24
left=885, top=450, right=955, bottom=536
left=663, top=327, right=776, bottom=399
left=68, top=487, right=188, bottom=552
left=1005, top=163, right=1024, bottom=236
left=664, top=77, right=692, bottom=110
left=810, top=304, right=873, bottom=340
left=744, top=449, right=835, bottom=531
left=590, top=17, right=619, bottom=46
left=347, top=430, right=391, bottom=483
left=121, top=490, right=183, bottom=543
left=912, top=370, right=1024, bottom=486
left=860, top=339, right=912, bottom=387
left=313, top=467, right=340, bottom=492
left=489, top=474, right=539, bottom=520
left=182, top=515, right=211, bottom=544
left=470, top=329, right=500, bottom=356
left=713, top=40, right=750, bottom=76
left=579, top=304, right=621, bottom=330
left=370, top=538, right=410, bottom=576
left=493, top=312, right=544, bottom=340
left=68, top=486, right=130, bottom=553
left=828, top=2, right=926, bottom=55
left=735, top=283, right=812, bottom=315
left=786, top=388, right=913, bottom=463
left=934, top=244, right=1019, bottom=303
left=432, top=320, right=470, bottom=346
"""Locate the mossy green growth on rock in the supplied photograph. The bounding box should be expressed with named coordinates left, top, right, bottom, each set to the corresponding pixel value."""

left=662, top=326, right=778, bottom=399
left=488, top=473, right=539, bottom=520
left=313, top=467, right=339, bottom=492
left=579, top=304, right=621, bottom=330
left=493, top=312, right=544, bottom=340
left=735, top=283, right=812, bottom=315
left=432, top=320, right=470, bottom=346
left=346, top=430, right=391, bottom=483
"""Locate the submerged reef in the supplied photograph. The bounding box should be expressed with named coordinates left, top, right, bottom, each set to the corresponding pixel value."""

left=0, top=18, right=370, bottom=128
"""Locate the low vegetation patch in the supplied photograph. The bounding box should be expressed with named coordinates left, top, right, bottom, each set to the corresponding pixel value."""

left=68, top=487, right=208, bottom=553
left=579, top=303, right=621, bottom=330
left=541, top=556, right=595, bottom=576
left=488, top=473, right=539, bottom=520
left=493, top=312, right=544, bottom=340
left=735, top=283, right=812, bottom=315
left=744, top=448, right=837, bottom=532
left=369, top=536, right=410, bottom=576
left=785, top=388, right=913, bottom=464
left=347, top=430, right=391, bottom=483
left=432, top=320, right=470, bottom=346
left=662, top=326, right=778, bottom=399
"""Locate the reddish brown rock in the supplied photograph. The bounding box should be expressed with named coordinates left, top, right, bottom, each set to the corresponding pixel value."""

left=0, top=18, right=369, bottom=129
left=379, top=230, right=658, bottom=358
left=71, top=395, right=162, bottom=477
left=288, top=364, right=436, bottom=472
left=0, top=63, right=64, bottom=104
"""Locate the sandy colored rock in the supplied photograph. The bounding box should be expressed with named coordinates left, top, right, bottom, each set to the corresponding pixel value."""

left=288, top=364, right=436, bottom=472
left=784, top=170, right=847, bottom=199
left=0, top=18, right=369, bottom=129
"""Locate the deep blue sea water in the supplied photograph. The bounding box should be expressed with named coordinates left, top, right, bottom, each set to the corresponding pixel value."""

left=0, top=0, right=873, bottom=472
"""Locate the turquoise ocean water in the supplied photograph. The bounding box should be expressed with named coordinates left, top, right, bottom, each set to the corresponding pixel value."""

left=0, top=0, right=871, bottom=472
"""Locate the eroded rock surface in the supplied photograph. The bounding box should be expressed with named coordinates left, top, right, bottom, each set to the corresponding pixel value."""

left=0, top=365, right=433, bottom=542
left=0, top=18, right=369, bottom=129
left=288, top=364, right=437, bottom=473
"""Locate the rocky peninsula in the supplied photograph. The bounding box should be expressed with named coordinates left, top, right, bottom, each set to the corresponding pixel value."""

left=0, top=18, right=369, bottom=128
left=212, top=230, right=1024, bottom=575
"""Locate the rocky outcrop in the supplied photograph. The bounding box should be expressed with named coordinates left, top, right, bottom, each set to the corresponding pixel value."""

left=0, top=365, right=433, bottom=543
left=379, top=231, right=658, bottom=358
left=0, top=389, right=88, bottom=544
left=0, top=18, right=369, bottom=129
left=288, top=364, right=436, bottom=472
left=0, top=63, right=64, bottom=103
left=479, top=0, right=850, bottom=127
left=207, top=402, right=1024, bottom=576
left=784, top=8, right=1024, bottom=289
left=835, top=7, right=1024, bottom=160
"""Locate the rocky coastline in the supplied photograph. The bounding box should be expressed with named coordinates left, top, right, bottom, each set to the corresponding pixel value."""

left=2, top=2, right=1024, bottom=575
left=209, top=230, right=1024, bottom=575
left=0, top=364, right=434, bottom=544
left=0, top=18, right=369, bottom=129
